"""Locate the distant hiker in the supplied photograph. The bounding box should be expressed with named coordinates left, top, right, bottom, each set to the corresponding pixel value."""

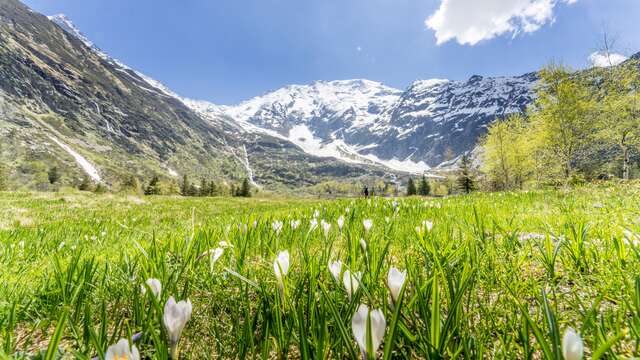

left=363, top=186, right=369, bottom=198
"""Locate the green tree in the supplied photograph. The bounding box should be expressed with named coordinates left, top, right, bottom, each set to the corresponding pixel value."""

left=481, top=114, right=535, bottom=190
left=48, top=166, right=61, bottom=184
left=457, top=154, right=476, bottom=194
left=145, top=175, right=161, bottom=195
left=181, top=174, right=190, bottom=196
left=593, top=57, right=640, bottom=179
left=239, top=178, right=252, bottom=197
left=121, top=174, right=141, bottom=193
left=529, top=64, right=594, bottom=181
left=199, top=178, right=208, bottom=197
left=208, top=180, right=218, bottom=196
left=418, top=175, right=431, bottom=196
left=406, top=178, right=417, bottom=196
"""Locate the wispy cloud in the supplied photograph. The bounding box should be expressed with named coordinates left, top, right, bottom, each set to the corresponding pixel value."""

left=425, top=0, right=578, bottom=46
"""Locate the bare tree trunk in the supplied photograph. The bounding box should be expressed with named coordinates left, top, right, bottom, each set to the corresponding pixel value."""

left=622, top=144, right=630, bottom=180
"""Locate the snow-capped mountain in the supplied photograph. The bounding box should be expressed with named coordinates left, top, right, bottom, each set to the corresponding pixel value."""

left=205, top=74, right=538, bottom=171
left=49, top=11, right=539, bottom=173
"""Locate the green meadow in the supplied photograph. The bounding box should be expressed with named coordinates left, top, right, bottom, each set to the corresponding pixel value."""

left=1, top=183, right=640, bottom=359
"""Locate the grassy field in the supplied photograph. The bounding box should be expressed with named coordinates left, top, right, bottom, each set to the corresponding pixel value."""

left=1, top=183, right=640, bottom=359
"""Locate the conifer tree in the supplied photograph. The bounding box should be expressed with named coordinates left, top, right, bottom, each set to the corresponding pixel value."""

left=406, top=178, right=417, bottom=196
left=199, top=178, right=208, bottom=197
left=418, top=175, right=431, bottom=196
left=239, top=178, right=252, bottom=197
left=145, top=175, right=161, bottom=195
left=457, top=154, right=476, bottom=194
left=208, top=180, right=218, bottom=196
left=181, top=174, right=189, bottom=196
left=48, top=166, right=60, bottom=184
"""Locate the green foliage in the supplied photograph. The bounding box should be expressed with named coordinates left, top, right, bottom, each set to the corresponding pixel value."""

left=93, top=183, right=108, bottom=194
left=238, top=178, right=252, bottom=198
left=47, top=167, right=60, bottom=184
left=406, top=178, right=417, bottom=196
left=481, top=114, right=535, bottom=190
left=456, top=154, right=476, bottom=194
left=144, top=175, right=161, bottom=195
left=121, top=174, right=142, bottom=194
left=418, top=176, right=430, bottom=196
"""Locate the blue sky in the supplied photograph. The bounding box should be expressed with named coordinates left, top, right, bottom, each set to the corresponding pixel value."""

left=22, top=0, right=640, bottom=105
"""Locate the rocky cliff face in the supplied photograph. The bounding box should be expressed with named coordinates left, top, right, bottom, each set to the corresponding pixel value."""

left=0, top=0, right=388, bottom=189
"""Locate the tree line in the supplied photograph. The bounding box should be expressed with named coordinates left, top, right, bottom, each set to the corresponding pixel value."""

left=481, top=57, right=640, bottom=190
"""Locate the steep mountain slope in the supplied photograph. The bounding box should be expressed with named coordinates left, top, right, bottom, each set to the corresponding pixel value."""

left=0, top=0, right=389, bottom=189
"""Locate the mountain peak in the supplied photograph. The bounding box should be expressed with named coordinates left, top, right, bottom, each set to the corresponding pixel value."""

left=47, top=13, right=95, bottom=49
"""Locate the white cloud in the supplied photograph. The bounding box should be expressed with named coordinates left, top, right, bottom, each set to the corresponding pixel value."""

left=425, top=0, right=578, bottom=46
left=588, top=51, right=628, bottom=68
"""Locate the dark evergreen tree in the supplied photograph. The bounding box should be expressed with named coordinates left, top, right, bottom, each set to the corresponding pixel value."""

left=199, top=178, right=208, bottom=197
left=239, top=178, right=252, bottom=197
left=78, top=176, right=92, bottom=191
left=418, top=175, right=431, bottom=196
left=457, top=154, right=476, bottom=194
left=48, top=166, right=60, bottom=184
left=181, top=174, right=189, bottom=196
left=208, top=180, right=218, bottom=196
left=406, top=178, right=417, bottom=196
left=145, top=175, right=161, bottom=195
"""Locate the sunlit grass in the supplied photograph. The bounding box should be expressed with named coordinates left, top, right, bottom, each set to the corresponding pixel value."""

left=1, top=182, right=640, bottom=358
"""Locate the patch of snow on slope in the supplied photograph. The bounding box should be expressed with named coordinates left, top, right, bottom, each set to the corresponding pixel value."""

left=48, top=136, right=101, bottom=182
left=360, top=153, right=431, bottom=174
left=288, top=124, right=353, bottom=160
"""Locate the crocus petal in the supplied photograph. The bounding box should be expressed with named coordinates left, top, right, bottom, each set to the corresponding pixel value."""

left=562, top=327, right=584, bottom=360
left=329, top=260, right=342, bottom=283
left=105, top=338, right=140, bottom=360
left=163, top=296, right=193, bottom=344
left=387, top=267, right=406, bottom=303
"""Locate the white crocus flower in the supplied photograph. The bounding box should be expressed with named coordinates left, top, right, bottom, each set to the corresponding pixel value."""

left=562, top=327, right=584, bottom=360
left=423, top=220, right=433, bottom=232
left=342, top=270, right=362, bottom=301
left=290, top=219, right=301, bottom=230
left=387, top=267, right=406, bottom=305
left=141, top=278, right=162, bottom=299
left=359, top=238, right=367, bottom=253
left=322, top=220, right=331, bottom=237
left=273, top=250, right=290, bottom=296
left=272, top=221, right=283, bottom=234
left=314, top=210, right=320, bottom=218
left=363, top=219, right=373, bottom=232
left=197, top=247, right=224, bottom=264
left=337, top=216, right=345, bottom=230
left=328, top=260, right=342, bottom=283
left=218, top=241, right=232, bottom=248
left=105, top=338, right=140, bottom=360
left=163, top=296, right=193, bottom=359
left=351, top=304, right=386, bottom=359
left=345, top=207, right=351, bottom=214
left=309, top=218, right=318, bottom=231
